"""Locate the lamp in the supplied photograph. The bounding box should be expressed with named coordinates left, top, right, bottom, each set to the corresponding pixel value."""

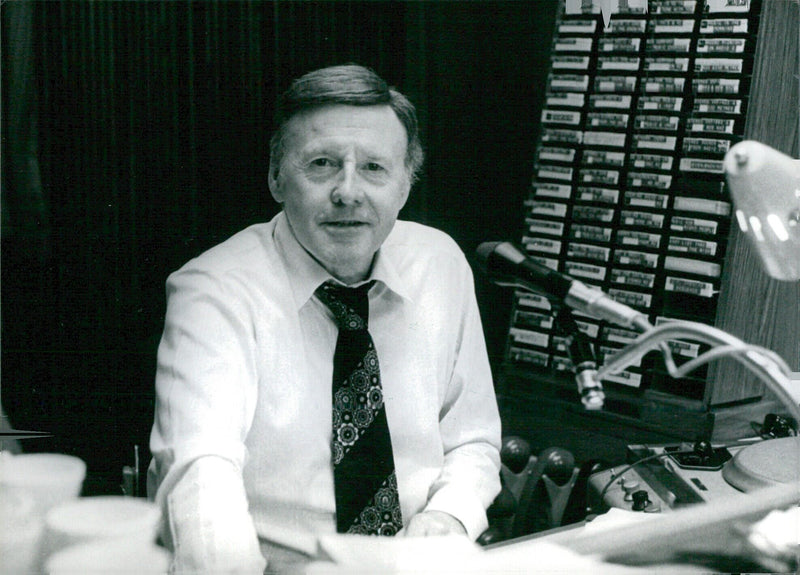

left=724, top=140, right=800, bottom=282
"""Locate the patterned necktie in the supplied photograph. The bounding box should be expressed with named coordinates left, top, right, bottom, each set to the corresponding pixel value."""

left=316, top=281, right=403, bottom=536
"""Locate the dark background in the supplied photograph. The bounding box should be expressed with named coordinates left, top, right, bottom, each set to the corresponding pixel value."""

left=2, top=1, right=558, bottom=492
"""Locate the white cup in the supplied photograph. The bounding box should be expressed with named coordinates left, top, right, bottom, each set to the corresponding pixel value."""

left=44, top=539, right=171, bottom=574
left=44, top=496, right=162, bottom=556
left=0, top=453, right=86, bottom=515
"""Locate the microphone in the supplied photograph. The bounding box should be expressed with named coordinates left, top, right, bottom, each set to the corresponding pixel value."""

left=476, top=241, right=650, bottom=332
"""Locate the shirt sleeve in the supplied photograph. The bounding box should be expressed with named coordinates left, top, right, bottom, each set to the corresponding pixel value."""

left=149, top=265, right=266, bottom=572
left=422, top=259, right=502, bottom=540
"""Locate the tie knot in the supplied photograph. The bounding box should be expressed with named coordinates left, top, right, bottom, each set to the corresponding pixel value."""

left=316, top=281, right=374, bottom=330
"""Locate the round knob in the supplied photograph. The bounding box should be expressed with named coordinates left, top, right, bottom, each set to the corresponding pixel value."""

left=537, top=446, right=576, bottom=486
left=620, top=477, right=640, bottom=501
left=631, top=490, right=651, bottom=511
left=500, top=436, right=532, bottom=474
left=693, top=440, right=714, bottom=461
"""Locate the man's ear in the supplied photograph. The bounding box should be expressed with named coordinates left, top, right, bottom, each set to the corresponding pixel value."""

left=268, top=163, right=283, bottom=203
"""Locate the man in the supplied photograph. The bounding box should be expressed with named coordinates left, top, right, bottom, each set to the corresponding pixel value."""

left=149, top=64, right=501, bottom=573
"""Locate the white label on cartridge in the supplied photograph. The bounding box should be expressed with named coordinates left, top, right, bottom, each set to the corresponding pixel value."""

left=510, top=328, right=549, bottom=348
left=625, top=191, right=669, bottom=209
left=693, top=98, right=742, bottom=115
left=682, top=137, right=731, bottom=155
left=583, top=150, right=626, bottom=166
left=633, top=134, right=677, bottom=150
left=638, top=96, right=684, bottom=112
left=687, top=117, right=735, bottom=134
left=611, top=269, right=656, bottom=288
left=631, top=153, right=674, bottom=171
left=627, top=173, right=673, bottom=190
left=615, top=250, right=660, bottom=268
left=598, top=56, right=641, bottom=71
left=526, top=218, right=565, bottom=236
left=567, top=243, right=611, bottom=262
left=644, top=77, right=686, bottom=93
left=621, top=210, right=665, bottom=228
left=670, top=216, right=718, bottom=235
left=635, top=115, right=680, bottom=131
left=571, top=224, right=612, bottom=243
left=609, top=19, right=647, bottom=33
left=565, top=261, right=607, bottom=281
left=508, top=347, right=549, bottom=366
left=668, top=236, right=718, bottom=256
left=588, top=112, right=630, bottom=129
left=673, top=197, right=731, bottom=216
left=534, top=182, right=572, bottom=199
left=645, top=57, right=690, bottom=72
left=554, top=37, right=594, bottom=52
left=647, top=37, right=692, bottom=52
left=618, top=230, right=662, bottom=248
left=696, top=37, right=747, bottom=53
left=664, top=256, right=721, bottom=277
left=538, top=165, right=574, bottom=181
left=551, top=354, right=574, bottom=371
left=590, top=94, right=633, bottom=109
left=543, top=128, right=584, bottom=144
left=667, top=339, right=701, bottom=358
left=608, top=288, right=653, bottom=309
left=546, top=92, right=586, bottom=107
left=551, top=74, right=590, bottom=91
left=530, top=201, right=569, bottom=217
left=679, top=158, right=725, bottom=174
left=577, top=187, right=620, bottom=204
left=514, top=310, right=555, bottom=330
left=573, top=205, right=616, bottom=222
left=694, top=58, right=744, bottom=74
left=575, top=321, right=600, bottom=338
left=599, top=37, right=641, bottom=52
left=651, top=18, right=696, bottom=33
left=558, top=19, right=598, bottom=34
left=543, top=109, right=583, bottom=125
left=580, top=169, right=620, bottom=185
left=651, top=0, right=697, bottom=15
left=665, top=276, right=717, bottom=297
left=596, top=76, right=638, bottom=92
left=693, top=78, right=740, bottom=94
left=604, top=327, right=639, bottom=345
left=583, top=131, right=627, bottom=147
left=552, top=55, right=592, bottom=70
left=540, top=147, right=577, bottom=163
left=524, top=236, right=562, bottom=255
left=700, top=18, right=748, bottom=34
left=516, top=293, right=551, bottom=311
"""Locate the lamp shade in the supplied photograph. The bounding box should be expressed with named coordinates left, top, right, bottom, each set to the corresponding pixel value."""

left=724, top=140, right=800, bottom=281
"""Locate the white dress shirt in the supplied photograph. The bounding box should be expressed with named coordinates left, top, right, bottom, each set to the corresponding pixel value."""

left=149, top=212, right=502, bottom=572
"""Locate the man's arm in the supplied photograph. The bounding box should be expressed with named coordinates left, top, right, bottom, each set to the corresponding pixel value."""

left=149, top=266, right=266, bottom=573
left=414, top=262, right=503, bottom=539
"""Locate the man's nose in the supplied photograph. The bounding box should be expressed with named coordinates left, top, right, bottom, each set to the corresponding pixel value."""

left=330, top=164, right=364, bottom=205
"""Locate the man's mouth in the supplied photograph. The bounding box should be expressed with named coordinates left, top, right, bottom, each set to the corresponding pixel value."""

left=324, top=220, right=367, bottom=227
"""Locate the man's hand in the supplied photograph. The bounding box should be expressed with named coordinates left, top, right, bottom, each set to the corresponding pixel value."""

left=401, top=510, right=467, bottom=537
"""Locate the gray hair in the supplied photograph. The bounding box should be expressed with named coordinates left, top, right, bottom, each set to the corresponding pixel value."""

left=269, top=64, right=424, bottom=184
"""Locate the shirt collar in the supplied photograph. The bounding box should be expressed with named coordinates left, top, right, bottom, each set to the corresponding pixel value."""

left=273, top=212, right=411, bottom=310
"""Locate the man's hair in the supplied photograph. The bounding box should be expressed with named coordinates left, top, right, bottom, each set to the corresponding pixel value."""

left=269, top=64, right=424, bottom=184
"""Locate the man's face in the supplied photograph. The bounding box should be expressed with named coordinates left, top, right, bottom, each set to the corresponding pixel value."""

left=269, top=104, right=411, bottom=284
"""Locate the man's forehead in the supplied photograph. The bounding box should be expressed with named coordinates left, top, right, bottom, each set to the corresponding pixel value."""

left=285, top=104, right=408, bottom=148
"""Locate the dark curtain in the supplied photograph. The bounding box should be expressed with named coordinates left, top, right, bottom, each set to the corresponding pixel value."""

left=1, top=0, right=556, bottom=492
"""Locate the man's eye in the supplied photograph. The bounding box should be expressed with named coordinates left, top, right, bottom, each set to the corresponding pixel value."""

left=365, top=162, right=385, bottom=172
left=310, top=158, right=335, bottom=168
